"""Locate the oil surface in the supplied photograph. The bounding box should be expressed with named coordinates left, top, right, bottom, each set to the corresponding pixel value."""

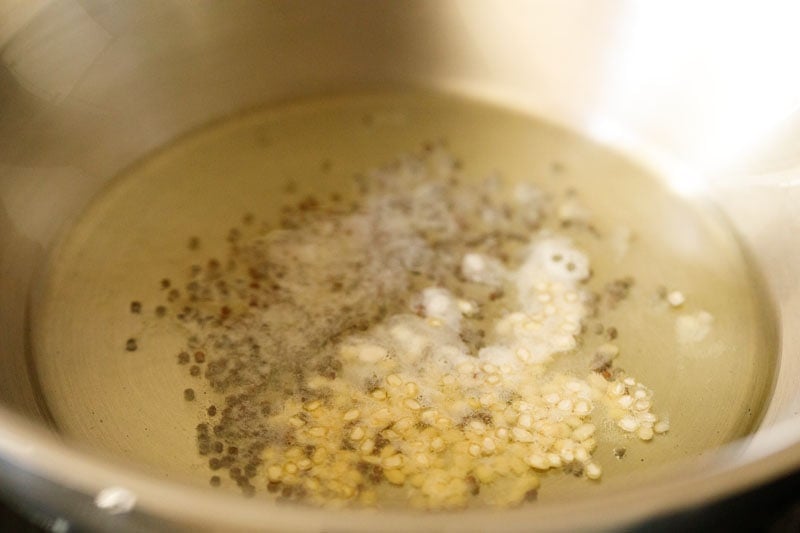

left=30, top=92, right=775, bottom=502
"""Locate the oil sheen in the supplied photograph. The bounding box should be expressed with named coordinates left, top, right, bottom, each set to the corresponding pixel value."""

left=30, top=92, right=776, bottom=505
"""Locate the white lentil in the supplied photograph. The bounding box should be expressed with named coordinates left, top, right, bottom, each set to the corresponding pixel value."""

left=560, top=448, right=575, bottom=463
left=517, top=401, right=533, bottom=412
left=312, top=448, right=327, bottom=464
left=457, top=299, right=478, bottom=315
left=638, top=426, right=654, bottom=441
left=308, top=426, right=327, bottom=437
left=572, top=423, right=596, bottom=441
left=343, top=408, right=360, bottom=421
left=420, top=409, right=437, bottom=424
left=469, top=420, right=486, bottom=434
left=544, top=393, right=560, bottom=405
left=575, top=447, right=589, bottom=463
left=527, top=454, right=549, bottom=470
left=382, top=454, right=403, bottom=469
left=384, top=469, right=405, bottom=485
left=654, top=421, right=670, bottom=434
left=371, top=389, right=387, bottom=400
left=512, top=427, right=535, bottom=443
left=436, top=417, right=451, bottom=429
left=566, top=380, right=583, bottom=392
left=618, top=416, right=639, bottom=432
left=609, top=382, right=625, bottom=396
left=386, top=374, right=402, bottom=386
left=403, top=398, right=421, bottom=410
left=574, top=401, right=591, bottom=415
left=267, top=465, right=282, bottom=481
left=617, top=395, right=634, bottom=408
left=360, top=439, right=375, bottom=454
left=557, top=399, right=573, bottom=412
left=667, top=290, right=685, bottom=307
left=639, top=412, right=657, bottom=423
left=373, top=408, right=391, bottom=421
left=585, top=462, right=602, bottom=480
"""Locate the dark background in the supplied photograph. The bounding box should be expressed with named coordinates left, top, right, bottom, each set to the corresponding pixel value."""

left=0, top=471, right=799, bottom=532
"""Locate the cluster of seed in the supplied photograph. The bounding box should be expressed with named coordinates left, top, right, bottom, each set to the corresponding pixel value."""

left=131, top=144, right=671, bottom=509
left=255, top=289, right=668, bottom=511
left=253, top=347, right=670, bottom=508
left=493, top=280, right=584, bottom=364
left=258, top=361, right=611, bottom=509
left=589, top=372, right=670, bottom=440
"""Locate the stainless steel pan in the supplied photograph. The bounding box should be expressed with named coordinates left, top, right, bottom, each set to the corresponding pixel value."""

left=2, top=1, right=800, bottom=530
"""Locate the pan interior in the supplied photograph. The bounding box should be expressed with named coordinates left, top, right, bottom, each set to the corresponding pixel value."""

left=29, top=91, right=776, bottom=505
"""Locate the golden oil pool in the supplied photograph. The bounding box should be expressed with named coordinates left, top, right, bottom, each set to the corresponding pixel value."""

left=29, top=91, right=776, bottom=502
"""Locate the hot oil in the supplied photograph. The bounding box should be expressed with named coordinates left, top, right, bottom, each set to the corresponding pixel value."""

left=30, top=92, right=776, bottom=503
